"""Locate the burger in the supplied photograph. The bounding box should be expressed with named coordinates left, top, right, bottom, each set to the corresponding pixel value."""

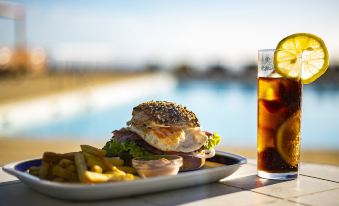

left=103, top=101, right=221, bottom=171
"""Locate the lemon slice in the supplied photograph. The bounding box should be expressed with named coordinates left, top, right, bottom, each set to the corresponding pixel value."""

left=276, top=111, right=301, bottom=167
left=274, top=33, right=329, bottom=84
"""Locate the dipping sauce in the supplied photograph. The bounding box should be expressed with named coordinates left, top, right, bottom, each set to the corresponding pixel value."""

left=132, top=155, right=183, bottom=178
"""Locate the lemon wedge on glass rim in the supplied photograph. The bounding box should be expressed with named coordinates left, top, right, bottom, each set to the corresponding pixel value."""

left=274, top=33, right=329, bottom=84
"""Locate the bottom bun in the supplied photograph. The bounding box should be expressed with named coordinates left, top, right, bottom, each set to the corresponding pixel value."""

left=179, top=155, right=205, bottom=171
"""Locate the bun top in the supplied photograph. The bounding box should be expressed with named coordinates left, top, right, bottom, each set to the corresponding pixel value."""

left=130, top=101, right=200, bottom=128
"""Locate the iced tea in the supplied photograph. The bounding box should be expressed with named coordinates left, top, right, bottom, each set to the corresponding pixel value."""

left=257, top=33, right=329, bottom=180
left=257, top=76, right=302, bottom=178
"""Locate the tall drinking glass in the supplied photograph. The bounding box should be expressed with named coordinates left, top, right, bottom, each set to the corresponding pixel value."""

left=257, top=49, right=302, bottom=180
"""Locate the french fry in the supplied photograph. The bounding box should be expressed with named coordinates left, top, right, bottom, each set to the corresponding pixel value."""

left=74, top=152, right=88, bottom=183
left=104, top=157, right=124, bottom=166
left=112, top=166, right=126, bottom=175
left=38, top=162, right=50, bottom=179
left=83, top=151, right=124, bottom=173
left=40, top=152, right=62, bottom=180
left=61, top=152, right=76, bottom=160
left=83, top=171, right=111, bottom=183
left=52, top=165, right=78, bottom=182
left=91, top=165, right=103, bottom=173
left=31, top=144, right=139, bottom=184
left=65, top=164, right=76, bottom=173
left=98, top=158, right=132, bottom=175
left=116, top=166, right=137, bottom=174
left=83, top=152, right=108, bottom=170
left=84, top=171, right=134, bottom=183
left=80, top=145, right=106, bottom=157
left=42, top=152, right=62, bottom=164
left=118, top=174, right=135, bottom=181
left=100, top=156, right=115, bottom=171
left=58, top=159, right=74, bottom=168
left=106, top=173, right=135, bottom=182
left=28, top=166, right=40, bottom=177
left=104, top=166, right=127, bottom=176
left=42, top=152, right=75, bottom=163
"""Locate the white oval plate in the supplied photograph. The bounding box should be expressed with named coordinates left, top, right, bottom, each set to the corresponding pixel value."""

left=2, top=151, right=246, bottom=201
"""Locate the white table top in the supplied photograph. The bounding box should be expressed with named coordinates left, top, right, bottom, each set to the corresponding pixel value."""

left=1, top=159, right=339, bottom=206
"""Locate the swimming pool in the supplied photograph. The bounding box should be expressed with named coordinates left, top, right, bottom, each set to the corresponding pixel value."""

left=15, top=81, right=339, bottom=150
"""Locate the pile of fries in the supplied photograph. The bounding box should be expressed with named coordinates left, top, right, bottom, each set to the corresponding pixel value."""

left=28, top=145, right=137, bottom=183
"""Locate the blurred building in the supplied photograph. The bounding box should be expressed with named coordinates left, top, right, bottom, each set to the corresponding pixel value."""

left=0, top=1, right=46, bottom=75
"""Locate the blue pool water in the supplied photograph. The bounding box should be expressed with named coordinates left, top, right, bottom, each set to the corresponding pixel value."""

left=17, top=81, right=339, bottom=149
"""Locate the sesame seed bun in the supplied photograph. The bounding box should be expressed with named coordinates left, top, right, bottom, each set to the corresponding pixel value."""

left=129, top=101, right=200, bottom=128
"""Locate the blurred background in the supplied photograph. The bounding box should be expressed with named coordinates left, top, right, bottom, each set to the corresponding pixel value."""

left=0, top=0, right=338, bottom=165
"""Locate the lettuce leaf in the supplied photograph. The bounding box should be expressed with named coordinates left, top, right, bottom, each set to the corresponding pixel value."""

left=103, top=138, right=151, bottom=158
left=103, top=131, right=221, bottom=157
left=204, top=132, right=221, bottom=150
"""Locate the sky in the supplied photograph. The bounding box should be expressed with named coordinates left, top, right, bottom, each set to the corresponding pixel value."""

left=1, top=0, right=339, bottom=70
